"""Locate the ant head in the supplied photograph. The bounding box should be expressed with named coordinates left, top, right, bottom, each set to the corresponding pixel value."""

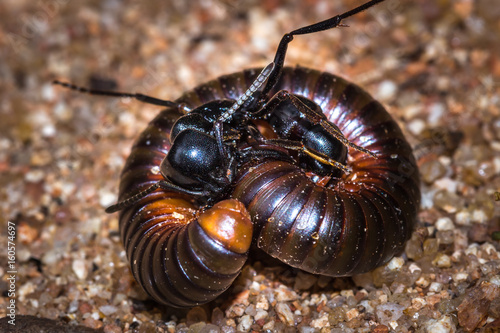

left=161, top=129, right=231, bottom=192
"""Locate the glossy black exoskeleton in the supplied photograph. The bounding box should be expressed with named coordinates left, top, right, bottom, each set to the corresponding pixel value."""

left=260, top=92, right=349, bottom=177
left=157, top=96, right=290, bottom=205
left=160, top=100, right=241, bottom=198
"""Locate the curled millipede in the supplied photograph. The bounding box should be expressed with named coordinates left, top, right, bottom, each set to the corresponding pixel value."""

left=233, top=67, right=420, bottom=276
left=55, top=0, right=420, bottom=308
left=118, top=66, right=420, bottom=306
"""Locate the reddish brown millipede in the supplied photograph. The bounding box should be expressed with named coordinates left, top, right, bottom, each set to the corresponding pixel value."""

left=55, top=0, right=420, bottom=308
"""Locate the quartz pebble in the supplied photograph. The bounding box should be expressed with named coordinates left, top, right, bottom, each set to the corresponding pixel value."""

left=236, top=315, right=252, bottom=332
left=435, top=217, right=455, bottom=231
left=275, top=303, right=294, bottom=326
left=423, top=316, right=456, bottom=333
left=72, top=259, right=89, bottom=280
left=375, top=303, right=405, bottom=326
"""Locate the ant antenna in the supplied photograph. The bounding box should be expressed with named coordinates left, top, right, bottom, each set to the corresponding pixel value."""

left=218, top=62, right=275, bottom=123
left=52, top=80, right=186, bottom=110
left=261, top=0, right=385, bottom=97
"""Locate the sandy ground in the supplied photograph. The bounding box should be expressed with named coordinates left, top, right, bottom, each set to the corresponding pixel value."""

left=1, top=0, right=499, bottom=332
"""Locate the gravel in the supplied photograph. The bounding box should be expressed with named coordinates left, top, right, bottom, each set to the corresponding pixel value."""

left=1, top=0, right=499, bottom=332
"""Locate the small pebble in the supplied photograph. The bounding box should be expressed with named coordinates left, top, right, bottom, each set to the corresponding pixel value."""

left=453, top=272, right=469, bottom=283
left=387, top=257, right=405, bottom=270
left=429, top=282, right=443, bottom=292
left=376, top=80, right=397, bottom=101
left=262, top=320, right=275, bottom=331
left=275, top=303, right=294, bottom=326
left=375, top=303, right=405, bottom=326
left=423, top=316, right=456, bottom=333
left=254, top=309, right=268, bottom=321
left=99, top=305, right=117, bottom=316
left=435, top=217, right=455, bottom=231
left=189, top=322, right=207, bottom=333
left=345, top=308, right=359, bottom=321
left=236, top=314, right=253, bottom=332
left=310, top=312, right=329, bottom=328
left=415, top=276, right=430, bottom=288
left=432, top=254, right=452, bottom=268
left=72, top=259, right=89, bottom=280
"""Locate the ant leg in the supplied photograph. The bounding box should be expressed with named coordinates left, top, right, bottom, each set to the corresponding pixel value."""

left=261, top=0, right=385, bottom=97
left=271, top=90, right=378, bottom=158
left=53, top=80, right=190, bottom=112
left=213, top=120, right=228, bottom=168
left=105, top=180, right=209, bottom=213
left=239, top=144, right=294, bottom=165
left=265, top=138, right=352, bottom=174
